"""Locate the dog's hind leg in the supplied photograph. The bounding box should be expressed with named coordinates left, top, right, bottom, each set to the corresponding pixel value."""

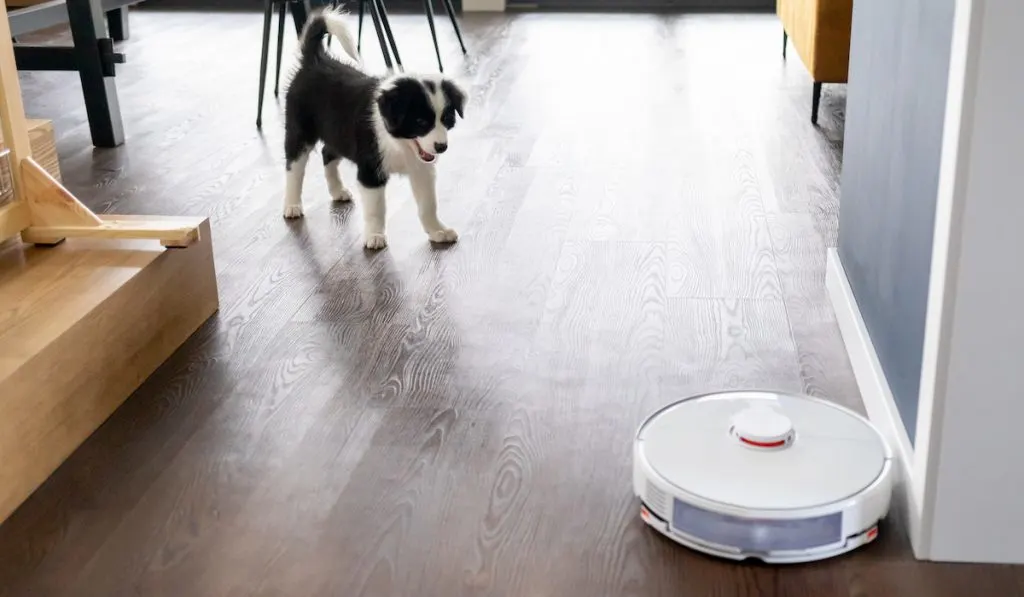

left=322, top=147, right=353, bottom=203
left=283, top=134, right=312, bottom=219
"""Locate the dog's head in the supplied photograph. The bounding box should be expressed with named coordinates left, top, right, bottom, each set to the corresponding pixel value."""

left=376, top=75, right=467, bottom=164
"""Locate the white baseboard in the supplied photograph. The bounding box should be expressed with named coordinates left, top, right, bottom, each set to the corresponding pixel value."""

left=826, top=249, right=924, bottom=553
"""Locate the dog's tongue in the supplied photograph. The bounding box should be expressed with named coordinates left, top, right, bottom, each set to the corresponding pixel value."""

left=414, top=141, right=436, bottom=163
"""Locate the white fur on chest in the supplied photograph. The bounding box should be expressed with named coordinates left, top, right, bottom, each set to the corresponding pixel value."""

left=373, top=116, right=434, bottom=178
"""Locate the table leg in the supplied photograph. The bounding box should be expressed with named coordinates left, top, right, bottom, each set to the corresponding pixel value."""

left=66, top=0, right=124, bottom=147
left=106, top=7, right=129, bottom=42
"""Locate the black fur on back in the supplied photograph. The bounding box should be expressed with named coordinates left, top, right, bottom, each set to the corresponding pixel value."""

left=298, top=14, right=332, bottom=67
left=284, top=13, right=387, bottom=188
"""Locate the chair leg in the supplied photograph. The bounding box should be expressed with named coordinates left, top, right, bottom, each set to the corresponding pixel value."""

left=439, top=0, right=466, bottom=55
left=257, top=0, right=274, bottom=128
left=274, top=1, right=287, bottom=97
left=366, top=0, right=393, bottom=71
left=288, top=0, right=306, bottom=35
left=357, top=0, right=365, bottom=52
left=782, top=30, right=787, bottom=59
left=811, top=81, right=822, bottom=125
left=374, top=0, right=402, bottom=70
left=423, top=0, right=444, bottom=72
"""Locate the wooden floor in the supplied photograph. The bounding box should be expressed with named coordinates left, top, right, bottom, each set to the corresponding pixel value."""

left=2, top=8, right=1022, bottom=596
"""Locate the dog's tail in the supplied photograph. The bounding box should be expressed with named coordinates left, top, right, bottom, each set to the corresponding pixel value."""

left=299, top=7, right=360, bottom=67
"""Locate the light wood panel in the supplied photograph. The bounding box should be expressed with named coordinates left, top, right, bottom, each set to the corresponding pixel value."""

left=0, top=219, right=219, bottom=524
left=0, top=200, right=28, bottom=239
left=19, top=158, right=102, bottom=227
left=0, top=119, right=61, bottom=182
left=21, top=214, right=201, bottom=247
left=0, top=0, right=31, bottom=208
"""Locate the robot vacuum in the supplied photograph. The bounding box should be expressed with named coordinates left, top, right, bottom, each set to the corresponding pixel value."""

left=633, top=390, right=894, bottom=564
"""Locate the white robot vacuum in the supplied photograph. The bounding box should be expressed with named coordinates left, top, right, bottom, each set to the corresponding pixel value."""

left=633, top=390, right=894, bottom=564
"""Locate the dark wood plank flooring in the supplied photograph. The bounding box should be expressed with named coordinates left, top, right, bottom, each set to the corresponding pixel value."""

left=2, top=8, right=1023, bottom=596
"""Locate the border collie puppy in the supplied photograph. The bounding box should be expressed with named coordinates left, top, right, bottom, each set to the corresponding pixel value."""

left=282, top=8, right=467, bottom=250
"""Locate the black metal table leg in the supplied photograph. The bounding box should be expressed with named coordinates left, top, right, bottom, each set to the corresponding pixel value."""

left=439, top=0, right=466, bottom=55
left=373, top=0, right=401, bottom=70
left=66, top=0, right=124, bottom=147
left=106, top=7, right=129, bottom=42
left=422, top=0, right=443, bottom=71
left=366, top=0, right=393, bottom=71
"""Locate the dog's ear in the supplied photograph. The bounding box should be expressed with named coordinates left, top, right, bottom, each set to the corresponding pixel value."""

left=441, top=79, right=467, bottom=118
left=376, top=84, right=408, bottom=130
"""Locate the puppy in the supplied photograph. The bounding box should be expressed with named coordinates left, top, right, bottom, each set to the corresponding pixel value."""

left=282, top=7, right=467, bottom=250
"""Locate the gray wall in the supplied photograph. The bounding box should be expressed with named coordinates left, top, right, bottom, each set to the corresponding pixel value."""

left=838, top=0, right=956, bottom=444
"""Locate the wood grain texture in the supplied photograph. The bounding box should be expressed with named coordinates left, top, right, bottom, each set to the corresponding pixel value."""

left=0, top=119, right=61, bottom=182
left=2, top=8, right=1023, bottom=597
left=0, top=219, right=218, bottom=526
left=0, top=0, right=30, bottom=240
left=0, top=199, right=29, bottom=239
left=21, top=213, right=202, bottom=247
left=0, top=0, right=31, bottom=192
left=19, top=157, right=102, bottom=226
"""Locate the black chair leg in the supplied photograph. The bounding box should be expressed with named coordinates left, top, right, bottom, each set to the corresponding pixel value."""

left=811, top=81, right=822, bottom=125
left=439, top=0, right=466, bottom=55
left=274, top=1, right=287, bottom=97
left=257, top=0, right=274, bottom=128
left=366, top=0, right=393, bottom=71
left=374, top=0, right=402, bottom=70
left=423, top=0, right=443, bottom=72
left=782, top=30, right=787, bottom=59
left=357, top=0, right=365, bottom=52
left=288, top=0, right=307, bottom=35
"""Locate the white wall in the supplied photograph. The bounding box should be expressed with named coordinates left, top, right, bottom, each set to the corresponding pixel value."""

left=915, top=0, right=1024, bottom=563
left=831, top=0, right=1024, bottom=563
left=463, top=0, right=504, bottom=11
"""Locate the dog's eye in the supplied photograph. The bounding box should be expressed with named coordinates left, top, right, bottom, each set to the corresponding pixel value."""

left=416, top=118, right=431, bottom=127
left=441, top=108, right=456, bottom=128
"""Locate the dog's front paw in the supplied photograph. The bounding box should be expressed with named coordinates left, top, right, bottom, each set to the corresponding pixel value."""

left=332, top=187, right=354, bottom=203
left=283, top=204, right=304, bottom=219
left=428, top=228, right=459, bottom=244
left=364, top=233, right=388, bottom=250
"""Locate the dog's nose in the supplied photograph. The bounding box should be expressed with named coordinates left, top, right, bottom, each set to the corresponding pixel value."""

left=434, top=142, right=448, bottom=154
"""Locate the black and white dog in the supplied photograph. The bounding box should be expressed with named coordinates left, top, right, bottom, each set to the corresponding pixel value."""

left=282, top=8, right=467, bottom=249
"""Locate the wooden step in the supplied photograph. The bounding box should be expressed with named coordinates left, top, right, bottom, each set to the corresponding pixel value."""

left=0, top=217, right=218, bottom=524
